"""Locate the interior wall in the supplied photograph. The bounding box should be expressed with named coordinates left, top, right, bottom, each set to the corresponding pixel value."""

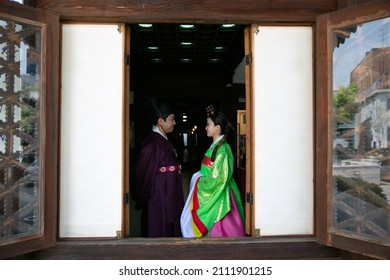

left=233, top=58, right=245, bottom=84
left=60, top=24, right=123, bottom=237
left=254, top=26, right=314, bottom=235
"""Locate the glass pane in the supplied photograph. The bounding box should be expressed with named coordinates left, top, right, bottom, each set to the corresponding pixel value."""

left=332, top=17, right=390, bottom=243
left=0, top=17, right=42, bottom=243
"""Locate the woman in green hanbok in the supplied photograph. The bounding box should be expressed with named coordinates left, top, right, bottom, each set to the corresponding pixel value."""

left=181, top=106, right=245, bottom=237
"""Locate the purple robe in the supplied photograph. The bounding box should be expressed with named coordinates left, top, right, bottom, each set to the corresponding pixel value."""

left=133, top=132, right=184, bottom=237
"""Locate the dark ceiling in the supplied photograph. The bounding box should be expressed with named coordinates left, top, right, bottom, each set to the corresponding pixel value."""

left=129, top=23, right=246, bottom=130
left=130, top=23, right=244, bottom=70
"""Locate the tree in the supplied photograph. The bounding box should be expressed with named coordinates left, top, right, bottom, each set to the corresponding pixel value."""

left=333, top=83, right=359, bottom=124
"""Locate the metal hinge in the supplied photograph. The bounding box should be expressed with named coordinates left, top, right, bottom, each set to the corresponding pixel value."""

left=117, top=24, right=123, bottom=34
left=123, top=192, right=129, bottom=205
left=254, top=25, right=260, bottom=35
left=125, top=54, right=130, bottom=65
left=245, top=53, right=252, bottom=65
left=246, top=192, right=253, bottom=204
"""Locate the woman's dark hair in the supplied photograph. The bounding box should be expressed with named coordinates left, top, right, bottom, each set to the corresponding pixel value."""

left=206, top=105, right=235, bottom=162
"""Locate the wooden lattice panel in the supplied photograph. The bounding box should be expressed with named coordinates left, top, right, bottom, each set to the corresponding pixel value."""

left=332, top=176, right=390, bottom=243
left=0, top=17, right=42, bottom=243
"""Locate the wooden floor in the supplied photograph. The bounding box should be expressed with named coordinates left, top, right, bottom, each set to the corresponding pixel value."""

left=29, top=236, right=342, bottom=260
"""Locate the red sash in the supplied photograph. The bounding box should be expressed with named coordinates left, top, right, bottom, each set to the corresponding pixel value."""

left=201, top=156, right=213, bottom=168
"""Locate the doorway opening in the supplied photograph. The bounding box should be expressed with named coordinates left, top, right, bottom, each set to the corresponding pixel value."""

left=127, top=23, right=248, bottom=237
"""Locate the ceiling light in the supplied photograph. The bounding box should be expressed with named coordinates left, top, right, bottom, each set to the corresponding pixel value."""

left=151, top=58, right=163, bottom=63
left=180, top=42, right=193, bottom=46
left=179, top=24, right=195, bottom=29
left=209, top=58, right=220, bottom=63
left=221, top=24, right=236, bottom=28
left=214, top=46, right=224, bottom=51
left=138, top=24, right=153, bottom=28
left=147, top=46, right=159, bottom=51
left=180, top=58, right=192, bottom=63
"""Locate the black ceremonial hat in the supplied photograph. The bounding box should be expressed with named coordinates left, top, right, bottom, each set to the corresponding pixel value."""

left=147, top=97, right=172, bottom=119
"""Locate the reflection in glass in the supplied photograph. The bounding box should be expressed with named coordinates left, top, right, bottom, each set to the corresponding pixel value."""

left=0, top=17, right=42, bottom=243
left=332, top=18, right=390, bottom=243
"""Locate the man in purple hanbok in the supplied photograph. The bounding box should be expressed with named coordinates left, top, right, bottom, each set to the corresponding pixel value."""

left=133, top=98, right=184, bottom=237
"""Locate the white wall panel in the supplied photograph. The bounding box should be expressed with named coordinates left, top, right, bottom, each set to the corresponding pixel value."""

left=60, top=24, right=123, bottom=237
left=253, top=26, right=313, bottom=235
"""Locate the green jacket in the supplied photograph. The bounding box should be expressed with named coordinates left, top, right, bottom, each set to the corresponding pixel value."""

left=192, top=140, right=245, bottom=236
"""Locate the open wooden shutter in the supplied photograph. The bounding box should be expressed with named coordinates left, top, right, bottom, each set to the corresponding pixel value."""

left=0, top=1, right=59, bottom=259
left=316, top=0, right=390, bottom=259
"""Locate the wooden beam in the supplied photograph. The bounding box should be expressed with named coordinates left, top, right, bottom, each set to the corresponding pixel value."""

left=33, top=0, right=338, bottom=23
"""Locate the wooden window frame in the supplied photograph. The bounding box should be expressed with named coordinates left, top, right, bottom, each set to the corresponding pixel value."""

left=315, top=0, right=390, bottom=259
left=1, top=0, right=388, bottom=260
left=0, top=0, right=59, bottom=259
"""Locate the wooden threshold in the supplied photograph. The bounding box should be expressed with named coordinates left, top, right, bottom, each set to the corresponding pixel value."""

left=29, top=236, right=341, bottom=260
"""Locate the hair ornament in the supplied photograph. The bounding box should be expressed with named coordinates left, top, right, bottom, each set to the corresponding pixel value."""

left=206, top=105, right=215, bottom=117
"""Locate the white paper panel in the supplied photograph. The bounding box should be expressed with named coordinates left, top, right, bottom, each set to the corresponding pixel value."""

left=60, top=24, right=123, bottom=237
left=253, top=26, right=314, bottom=235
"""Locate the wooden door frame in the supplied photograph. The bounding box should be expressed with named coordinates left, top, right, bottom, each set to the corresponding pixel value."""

left=244, top=26, right=255, bottom=236
left=122, top=24, right=131, bottom=238
left=31, top=0, right=332, bottom=243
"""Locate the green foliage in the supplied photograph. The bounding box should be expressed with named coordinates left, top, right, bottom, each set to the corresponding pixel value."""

left=333, top=83, right=360, bottom=123
left=20, top=96, right=38, bottom=137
